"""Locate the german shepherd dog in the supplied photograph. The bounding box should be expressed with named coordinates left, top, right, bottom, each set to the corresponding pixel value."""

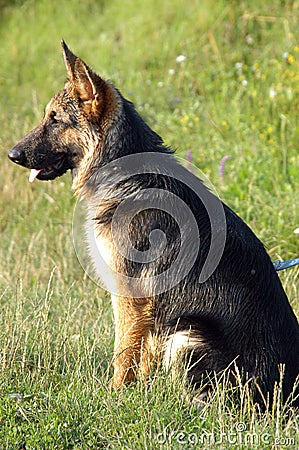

left=8, top=41, right=299, bottom=407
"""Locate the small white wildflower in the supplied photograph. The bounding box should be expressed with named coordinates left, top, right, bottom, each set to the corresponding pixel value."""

left=282, top=52, right=289, bottom=59
left=157, top=81, right=164, bottom=87
left=245, top=35, right=254, bottom=45
left=176, top=55, right=186, bottom=63
left=294, top=228, right=299, bottom=234
left=168, top=69, right=175, bottom=75
left=286, top=87, right=293, bottom=100
left=269, top=87, right=277, bottom=99
left=241, top=79, right=248, bottom=87
left=235, top=62, right=243, bottom=69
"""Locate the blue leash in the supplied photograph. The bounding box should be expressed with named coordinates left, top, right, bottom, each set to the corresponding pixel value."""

left=273, top=258, right=299, bottom=272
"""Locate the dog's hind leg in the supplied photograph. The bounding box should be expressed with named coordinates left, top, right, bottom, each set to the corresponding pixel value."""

left=163, top=315, right=230, bottom=400
left=111, top=295, right=154, bottom=387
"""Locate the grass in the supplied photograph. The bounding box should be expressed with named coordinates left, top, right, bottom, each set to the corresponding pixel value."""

left=0, top=0, right=299, bottom=448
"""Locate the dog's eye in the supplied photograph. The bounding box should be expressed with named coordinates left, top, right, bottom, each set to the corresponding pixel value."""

left=50, top=111, right=59, bottom=124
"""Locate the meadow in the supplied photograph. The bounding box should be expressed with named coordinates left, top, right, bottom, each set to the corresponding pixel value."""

left=0, top=0, right=299, bottom=448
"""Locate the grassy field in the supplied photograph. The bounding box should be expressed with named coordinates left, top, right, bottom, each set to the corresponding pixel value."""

left=0, top=0, right=299, bottom=448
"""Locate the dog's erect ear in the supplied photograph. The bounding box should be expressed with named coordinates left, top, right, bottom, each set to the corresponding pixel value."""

left=61, top=40, right=77, bottom=82
left=61, top=40, right=99, bottom=107
left=73, top=58, right=98, bottom=103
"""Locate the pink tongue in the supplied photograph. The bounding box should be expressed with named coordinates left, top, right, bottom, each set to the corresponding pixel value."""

left=29, top=169, right=43, bottom=183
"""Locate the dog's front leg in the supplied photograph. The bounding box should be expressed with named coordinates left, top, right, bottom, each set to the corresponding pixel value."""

left=111, top=295, right=154, bottom=388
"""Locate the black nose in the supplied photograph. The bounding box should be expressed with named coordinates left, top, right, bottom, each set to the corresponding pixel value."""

left=8, top=146, right=25, bottom=165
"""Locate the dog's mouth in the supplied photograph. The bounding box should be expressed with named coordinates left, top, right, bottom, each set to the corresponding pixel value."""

left=29, top=155, right=70, bottom=182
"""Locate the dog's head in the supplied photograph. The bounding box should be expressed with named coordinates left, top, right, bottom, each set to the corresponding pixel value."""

left=8, top=41, right=123, bottom=189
